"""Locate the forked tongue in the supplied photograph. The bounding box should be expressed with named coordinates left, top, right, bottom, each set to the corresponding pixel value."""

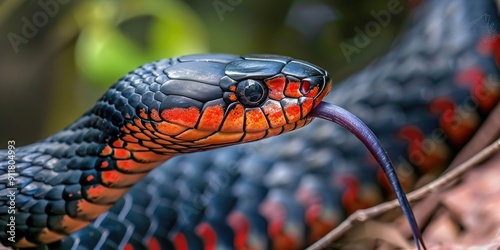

left=309, top=101, right=426, bottom=250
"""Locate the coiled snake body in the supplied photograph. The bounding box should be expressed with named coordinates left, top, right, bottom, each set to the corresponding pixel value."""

left=2, top=0, right=500, bottom=249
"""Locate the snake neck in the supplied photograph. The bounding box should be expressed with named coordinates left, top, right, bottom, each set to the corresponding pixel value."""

left=20, top=107, right=176, bottom=187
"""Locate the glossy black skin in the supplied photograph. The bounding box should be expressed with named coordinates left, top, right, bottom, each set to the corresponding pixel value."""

left=0, top=54, right=330, bottom=248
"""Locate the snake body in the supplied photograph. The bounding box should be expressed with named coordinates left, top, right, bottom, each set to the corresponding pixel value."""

left=2, top=0, right=500, bottom=249
left=0, top=55, right=331, bottom=248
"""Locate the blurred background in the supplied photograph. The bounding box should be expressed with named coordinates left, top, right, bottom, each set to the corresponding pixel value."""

left=0, top=0, right=411, bottom=146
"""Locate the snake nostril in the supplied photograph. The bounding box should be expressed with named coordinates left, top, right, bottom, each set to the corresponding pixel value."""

left=301, top=80, right=311, bottom=94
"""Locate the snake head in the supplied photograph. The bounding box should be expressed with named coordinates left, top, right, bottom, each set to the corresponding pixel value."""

left=104, top=54, right=331, bottom=153
left=219, top=54, right=332, bottom=134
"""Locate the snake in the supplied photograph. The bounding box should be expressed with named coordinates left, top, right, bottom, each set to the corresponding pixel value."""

left=2, top=0, right=500, bottom=249
left=0, top=53, right=334, bottom=248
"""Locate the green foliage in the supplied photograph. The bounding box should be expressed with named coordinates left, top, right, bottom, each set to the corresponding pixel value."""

left=75, top=0, right=208, bottom=87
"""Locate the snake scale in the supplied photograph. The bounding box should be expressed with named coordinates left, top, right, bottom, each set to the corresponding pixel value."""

left=2, top=0, right=500, bottom=249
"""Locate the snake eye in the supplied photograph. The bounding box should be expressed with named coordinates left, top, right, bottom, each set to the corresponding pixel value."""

left=236, top=79, right=267, bottom=106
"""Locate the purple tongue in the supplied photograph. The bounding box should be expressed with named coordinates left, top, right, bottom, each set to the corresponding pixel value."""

left=309, top=101, right=426, bottom=250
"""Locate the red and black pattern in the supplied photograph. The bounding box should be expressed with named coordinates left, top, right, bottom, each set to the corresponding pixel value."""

left=2, top=0, right=500, bottom=249
left=0, top=55, right=331, bottom=248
